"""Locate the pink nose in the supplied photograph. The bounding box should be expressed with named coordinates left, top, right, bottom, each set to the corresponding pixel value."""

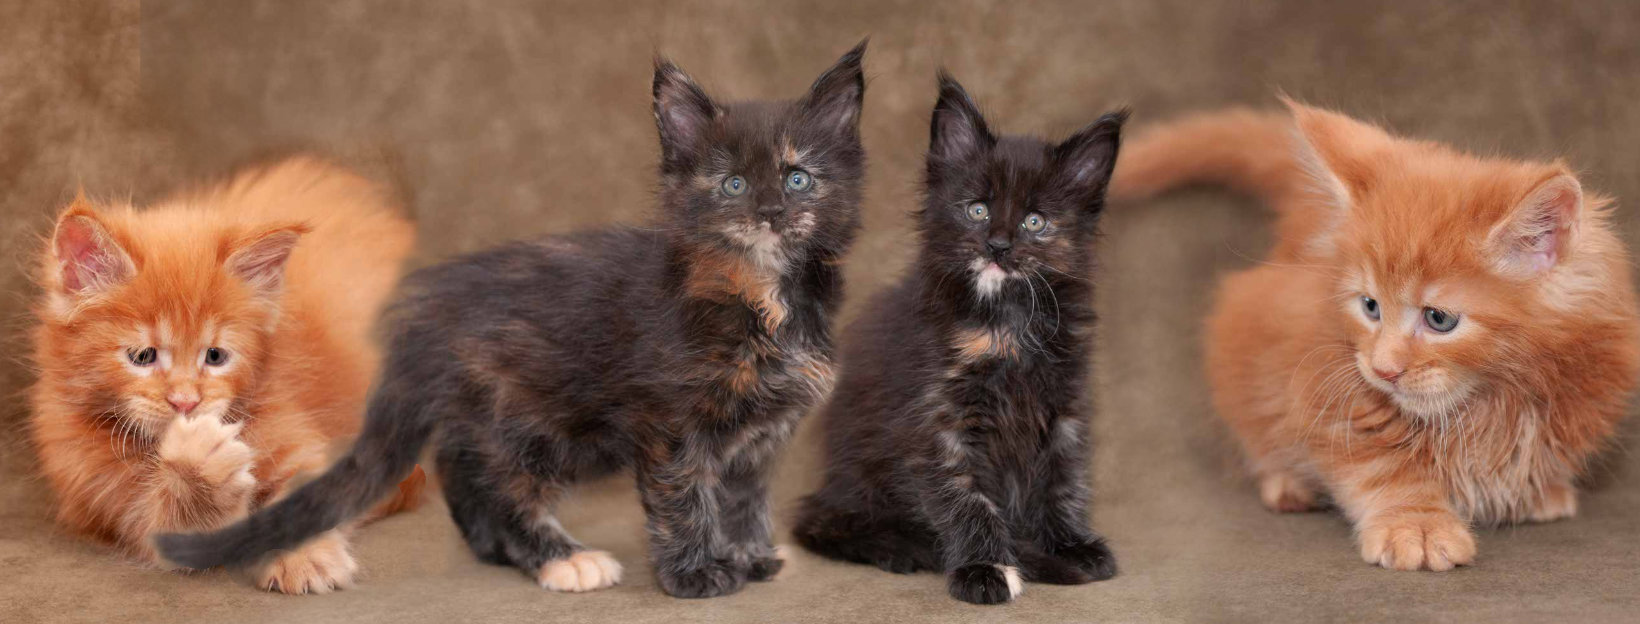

left=1373, top=368, right=1403, bottom=384
left=168, top=395, right=200, bottom=415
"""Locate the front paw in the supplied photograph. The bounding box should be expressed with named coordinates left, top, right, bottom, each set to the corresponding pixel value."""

left=256, top=532, right=358, bottom=595
left=1358, top=512, right=1476, bottom=571
left=157, top=414, right=255, bottom=491
left=1052, top=538, right=1118, bottom=582
left=745, top=554, right=784, bottom=582
left=947, top=563, right=1022, bottom=605
left=657, top=560, right=745, bottom=599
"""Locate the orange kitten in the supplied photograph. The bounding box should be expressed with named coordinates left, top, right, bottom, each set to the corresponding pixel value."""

left=1111, top=102, right=1640, bottom=571
left=28, top=156, right=425, bottom=593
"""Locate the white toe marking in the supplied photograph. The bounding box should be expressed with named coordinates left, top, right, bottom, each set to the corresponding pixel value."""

left=539, top=550, right=623, bottom=593
left=997, top=564, right=1023, bottom=598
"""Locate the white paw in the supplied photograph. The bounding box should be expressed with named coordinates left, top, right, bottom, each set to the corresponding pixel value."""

left=995, top=564, right=1023, bottom=598
left=257, top=532, right=358, bottom=595
left=157, top=414, right=255, bottom=489
left=538, top=550, right=623, bottom=593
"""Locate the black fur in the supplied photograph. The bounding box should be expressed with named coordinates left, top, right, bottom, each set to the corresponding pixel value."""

left=793, top=73, right=1124, bottom=605
left=156, top=41, right=868, bottom=599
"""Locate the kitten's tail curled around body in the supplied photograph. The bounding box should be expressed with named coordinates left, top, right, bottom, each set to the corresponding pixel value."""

left=1106, top=108, right=1306, bottom=210
left=153, top=343, right=446, bottom=571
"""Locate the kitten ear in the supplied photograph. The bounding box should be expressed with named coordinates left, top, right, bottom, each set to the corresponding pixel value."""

left=51, top=199, right=135, bottom=296
left=1283, top=98, right=1396, bottom=208
left=653, top=58, right=721, bottom=172
left=225, top=223, right=310, bottom=297
left=800, top=39, right=867, bottom=136
left=1490, top=171, right=1582, bottom=276
left=1053, top=109, right=1129, bottom=202
left=928, top=72, right=995, bottom=164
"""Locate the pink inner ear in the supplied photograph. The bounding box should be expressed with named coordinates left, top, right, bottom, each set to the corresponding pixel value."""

left=55, top=217, right=128, bottom=293
left=227, top=229, right=302, bottom=293
left=1508, top=175, right=1580, bottom=274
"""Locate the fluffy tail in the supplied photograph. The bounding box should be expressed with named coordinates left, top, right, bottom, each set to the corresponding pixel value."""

left=154, top=350, right=446, bottom=570
left=1107, top=108, right=1306, bottom=208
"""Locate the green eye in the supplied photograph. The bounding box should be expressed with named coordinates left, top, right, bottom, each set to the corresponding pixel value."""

left=966, top=202, right=989, bottom=222
left=786, top=170, right=812, bottom=192
left=1021, top=212, right=1047, bottom=233
left=722, top=175, right=747, bottom=197
left=128, top=347, right=157, bottom=367
left=1424, top=307, right=1459, bottom=333
left=1362, top=296, right=1380, bottom=321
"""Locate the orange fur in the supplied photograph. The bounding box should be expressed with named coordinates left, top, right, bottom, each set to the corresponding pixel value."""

left=27, top=156, right=423, bottom=593
left=1114, top=102, right=1640, bottom=571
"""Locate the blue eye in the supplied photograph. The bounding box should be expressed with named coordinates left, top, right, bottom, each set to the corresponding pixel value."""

left=722, top=175, right=747, bottom=197
left=1021, top=212, right=1047, bottom=233
left=1424, top=307, right=1459, bottom=333
left=786, top=170, right=812, bottom=192
left=966, top=202, right=989, bottom=222
left=1361, top=296, right=1380, bottom=321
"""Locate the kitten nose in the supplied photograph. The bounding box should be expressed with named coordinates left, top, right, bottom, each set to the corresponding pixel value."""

left=986, top=236, right=1012, bottom=256
left=167, top=392, right=200, bottom=415
left=756, top=204, right=784, bottom=219
left=1372, top=367, right=1404, bottom=384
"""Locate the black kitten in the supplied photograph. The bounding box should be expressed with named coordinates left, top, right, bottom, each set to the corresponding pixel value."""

left=156, top=42, right=867, bottom=599
left=793, top=74, right=1124, bottom=605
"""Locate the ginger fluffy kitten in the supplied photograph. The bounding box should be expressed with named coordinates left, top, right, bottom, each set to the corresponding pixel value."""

left=1111, top=101, right=1640, bottom=571
left=28, top=156, right=424, bottom=593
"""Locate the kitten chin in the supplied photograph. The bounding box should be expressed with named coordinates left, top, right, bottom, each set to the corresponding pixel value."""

left=1113, top=100, right=1640, bottom=569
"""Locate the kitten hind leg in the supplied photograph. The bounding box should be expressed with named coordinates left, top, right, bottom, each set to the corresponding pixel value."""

left=437, top=444, right=621, bottom=592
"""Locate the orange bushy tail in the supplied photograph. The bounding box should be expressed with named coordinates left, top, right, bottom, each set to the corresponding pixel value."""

left=361, top=464, right=427, bottom=524
left=1107, top=108, right=1307, bottom=209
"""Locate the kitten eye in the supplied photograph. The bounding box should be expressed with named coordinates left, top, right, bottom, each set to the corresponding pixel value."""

left=721, top=175, right=747, bottom=197
left=786, top=169, right=812, bottom=192
left=1423, top=307, right=1459, bottom=333
left=1021, top=212, right=1047, bottom=233
left=966, top=202, right=989, bottom=222
left=204, top=347, right=230, bottom=367
left=128, top=347, right=157, bottom=367
left=1361, top=296, right=1380, bottom=321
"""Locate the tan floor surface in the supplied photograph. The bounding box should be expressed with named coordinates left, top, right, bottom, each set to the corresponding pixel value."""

left=2, top=2, right=1638, bottom=622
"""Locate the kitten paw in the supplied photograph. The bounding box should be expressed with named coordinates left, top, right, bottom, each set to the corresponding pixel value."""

left=1055, top=538, right=1118, bottom=581
left=657, top=561, right=745, bottom=599
left=1259, top=472, right=1320, bottom=513
left=538, top=550, right=623, bottom=593
left=257, top=532, right=357, bottom=595
left=1528, top=484, right=1578, bottom=523
left=157, top=414, right=255, bottom=490
left=947, top=563, right=1022, bottom=605
left=745, top=555, right=784, bottom=582
left=1358, top=513, right=1476, bottom=571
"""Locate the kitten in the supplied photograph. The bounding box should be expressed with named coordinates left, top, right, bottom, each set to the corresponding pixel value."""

left=793, top=74, right=1123, bottom=605
left=1109, top=101, right=1640, bottom=570
left=155, top=42, right=867, bottom=598
left=28, top=156, right=425, bottom=594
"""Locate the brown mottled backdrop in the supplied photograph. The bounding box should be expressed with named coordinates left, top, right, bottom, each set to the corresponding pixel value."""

left=3, top=1, right=1637, bottom=622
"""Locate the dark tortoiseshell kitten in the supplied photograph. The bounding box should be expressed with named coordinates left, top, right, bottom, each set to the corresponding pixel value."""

left=793, top=74, right=1124, bottom=605
left=156, top=43, right=867, bottom=599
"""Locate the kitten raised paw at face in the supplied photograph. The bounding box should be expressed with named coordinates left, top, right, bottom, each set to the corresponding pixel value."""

left=30, top=157, right=424, bottom=586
